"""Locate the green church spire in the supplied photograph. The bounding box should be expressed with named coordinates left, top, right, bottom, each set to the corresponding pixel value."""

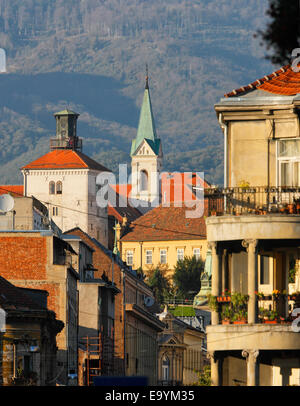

left=130, top=70, right=160, bottom=157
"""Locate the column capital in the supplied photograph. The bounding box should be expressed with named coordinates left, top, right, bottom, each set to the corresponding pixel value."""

left=207, top=351, right=218, bottom=361
left=242, top=349, right=259, bottom=361
left=242, top=239, right=258, bottom=252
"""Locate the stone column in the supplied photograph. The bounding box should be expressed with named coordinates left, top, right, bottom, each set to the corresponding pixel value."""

left=242, top=349, right=259, bottom=386
left=210, top=242, right=221, bottom=325
left=242, top=239, right=258, bottom=324
left=208, top=351, right=220, bottom=386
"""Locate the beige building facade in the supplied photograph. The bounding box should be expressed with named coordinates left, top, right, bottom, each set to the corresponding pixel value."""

left=206, top=65, right=300, bottom=386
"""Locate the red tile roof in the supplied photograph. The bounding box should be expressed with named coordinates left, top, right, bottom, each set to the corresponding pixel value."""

left=111, top=173, right=209, bottom=205
left=108, top=188, right=142, bottom=223
left=22, top=150, right=111, bottom=172
left=121, top=204, right=206, bottom=242
left=0, top=185, right=24, bottom=197
left=224, top=64, right=300, bottom=98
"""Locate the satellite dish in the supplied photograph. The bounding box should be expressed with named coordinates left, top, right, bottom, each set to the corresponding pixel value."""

left=0, top=194, right=14, bottom=213
left=144, top=296, right=155, bottom=307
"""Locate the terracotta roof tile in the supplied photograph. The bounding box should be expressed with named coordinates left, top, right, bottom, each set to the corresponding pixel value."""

left=22, top=150, right=111, bottom=172
left=121, top=204, right=206, bottom=242
left=224, top=65, right=300, bottom=97
left=0, top=185, right=24, bottom=197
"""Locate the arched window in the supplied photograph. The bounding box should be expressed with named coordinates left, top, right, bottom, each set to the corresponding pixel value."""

left=140, top=170, right=148, bottom=191
left=56, top=181, right=62, bottom=195
left=49, top=181, right=55, bottom=195
left=162, top=355, right=170, bottom=381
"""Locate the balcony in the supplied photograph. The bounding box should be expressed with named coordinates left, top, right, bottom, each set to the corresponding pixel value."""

left=207, top=323, right=300, bottom=353
left=205, top=186, right=300, bottom=216
left=205, top=187, right=300, bottom=242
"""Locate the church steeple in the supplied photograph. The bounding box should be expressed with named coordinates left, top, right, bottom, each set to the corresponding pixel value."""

left=130, top=69, right=163, bottom=205
left=130, top=69, right=161, bottom=157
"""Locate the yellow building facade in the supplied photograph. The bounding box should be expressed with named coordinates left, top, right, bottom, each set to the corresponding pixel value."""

left=119, top=204, right=207, bottom=280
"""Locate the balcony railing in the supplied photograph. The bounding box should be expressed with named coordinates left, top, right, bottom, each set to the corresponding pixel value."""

left=205, top=186, right=300, bottom=216
left=50, top=137, right=82, bottom=151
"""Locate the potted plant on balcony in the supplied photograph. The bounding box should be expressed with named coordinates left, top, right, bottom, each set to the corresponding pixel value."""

left=263, top=310, right=278, bottom=324
left=231, top=292, right=249, bottom=324
left=231, top=292, right=249, bottom=309
left=221, top=305, right=233, bottom=324
left=255, top=291, right=265, bottom=301
left=232, top=309, right=247, bottom=324
left=272, top=289, right=281, bottom=301
left=258, top=307, right=267, bottom=322
left=295, top=198, right=300, bottom=214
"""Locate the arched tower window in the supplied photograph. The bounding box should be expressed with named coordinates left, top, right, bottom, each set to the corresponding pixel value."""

left=56, top=181, right=62, bottom=195
left=49, top=181, right=55, bottom=195
left=140, top=170, right=148, bottom=191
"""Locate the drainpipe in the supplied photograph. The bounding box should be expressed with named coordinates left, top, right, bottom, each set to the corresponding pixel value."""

left=23, top=169, right=29, bottom=197
left=218, top=113, right=228, bottom=188
left=219, top=114, right=228, bottom=212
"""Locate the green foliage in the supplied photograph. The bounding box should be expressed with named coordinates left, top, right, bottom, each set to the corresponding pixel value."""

left=289, top=256, right=296, bottom=284
left=221, top=305, right=233, bottom=321
left=207, top=294, right=218, bottom=311
left=173, top=256, right=204, bottom=300
left=147, top=267, right=171, bottom=305
left=170, top=306, right=195, bottom=317
left=192, top=365, right=211, bottom=386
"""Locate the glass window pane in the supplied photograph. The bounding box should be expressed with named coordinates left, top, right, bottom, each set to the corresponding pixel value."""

left=160, top=249, right=167, bottom=264
left=280, top=162, right=291, bottom=186
left=293, top=162, right=300, bottom=186
left=177, top=248, right=184, bottom=261
left=193, top=248, right=201, bottom=260
left=146, top=250, right=152, bottom=264
left=278, top=140, right=300, bottom=158
left=260, top=256, right=269, bottom=285
left=126, top=251, right=133, bottom=266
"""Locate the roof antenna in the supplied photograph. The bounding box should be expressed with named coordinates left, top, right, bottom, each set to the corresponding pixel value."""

left=145, top=63, right=149, bottom=90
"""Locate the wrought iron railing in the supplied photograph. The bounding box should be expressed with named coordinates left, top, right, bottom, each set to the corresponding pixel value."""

left=204, top=186, right=300, bottom=216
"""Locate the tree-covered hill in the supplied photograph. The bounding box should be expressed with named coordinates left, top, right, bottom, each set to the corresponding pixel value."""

left=0, top=0, right=274, bottom=185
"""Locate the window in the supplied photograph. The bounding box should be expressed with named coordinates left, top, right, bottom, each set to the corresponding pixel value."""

left=52, top=206, right=58, bottom=216
left=260, top=255, right=270, bottom=285
left=278, top=140, right=300, bottom=186
left=160, top=249, right=167, bottom=264
left=193, top=248, right=201, bottom=260
left=126, top=250, right=133, bottom=266
left=49, top=181, right=55, bottom=195
left=146, top=250, right=152, bottom=265
left=177, top=248, right=184, bottom=261
left=162, top=355, right=170, bottom=381
left=56, top=181, right=62, bottom=194
left=140, top=170, right=148, bottom=191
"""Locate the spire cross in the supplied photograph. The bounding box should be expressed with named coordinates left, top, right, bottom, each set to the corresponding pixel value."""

left=145, top=63, right=149, bottom=89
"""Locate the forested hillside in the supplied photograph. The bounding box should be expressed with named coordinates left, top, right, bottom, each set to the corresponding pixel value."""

left=0, top=0, right=274, bottom=185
